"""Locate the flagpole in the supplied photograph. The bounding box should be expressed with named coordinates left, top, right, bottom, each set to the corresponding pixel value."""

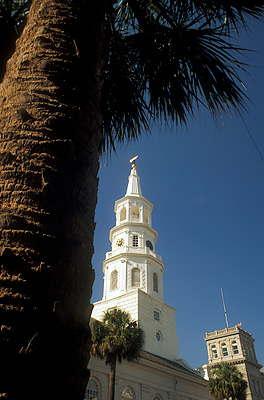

left=221, top=287, right=229, bottom=329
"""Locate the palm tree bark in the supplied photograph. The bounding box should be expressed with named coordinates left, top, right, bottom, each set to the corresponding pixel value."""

left=108, top=354, right=117, bottom=400
left=0, top=0, right=105, bottom=399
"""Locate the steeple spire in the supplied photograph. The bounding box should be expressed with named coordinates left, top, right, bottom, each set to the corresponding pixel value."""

left=125, top=163, right=142, bottom=197
left=92, top=160, right=180, bottom=363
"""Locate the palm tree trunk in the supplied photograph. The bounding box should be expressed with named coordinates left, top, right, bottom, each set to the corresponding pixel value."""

left=108, top=354, right=117, bottom=400
left=0, top=1, right=105, bottom=399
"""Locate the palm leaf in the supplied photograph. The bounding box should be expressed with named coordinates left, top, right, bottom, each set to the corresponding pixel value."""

left=101, top=0, right=264, bottom=152
left=90, top=309, right=144, bottom=365
left=208, top=362, right=248, bottom=400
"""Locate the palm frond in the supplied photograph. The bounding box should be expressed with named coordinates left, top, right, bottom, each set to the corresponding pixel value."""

left=168, top=1, right=264, bottom=31
left=91, top=309, right=144, bottom=366
left=208, top=362, right=248, bottom=400
left=101, top=0, right=264, bottom=153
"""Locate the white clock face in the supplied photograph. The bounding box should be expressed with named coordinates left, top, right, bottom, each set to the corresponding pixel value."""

left=116, top=238, right=124, bottom=248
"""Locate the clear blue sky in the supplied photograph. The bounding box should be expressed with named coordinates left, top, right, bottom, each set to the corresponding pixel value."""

left=91, top=20, right=264, bottom=369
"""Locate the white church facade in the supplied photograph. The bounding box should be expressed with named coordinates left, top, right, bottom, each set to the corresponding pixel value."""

left=86, top=163, right=212, bottom=400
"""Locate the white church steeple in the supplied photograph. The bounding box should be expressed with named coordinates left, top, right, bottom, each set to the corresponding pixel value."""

left=107, top=163, right=162, bottom=302
left=125, top=164, right=142, bottom=197
left=92, top=163, right=179, bottom=361
left=114, top=162, right=153, bottom=228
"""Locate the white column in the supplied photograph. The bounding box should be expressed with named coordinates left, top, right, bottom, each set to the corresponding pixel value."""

left=128, top=204, right=131, bottom=222
left=149, top=210, right=152, bottom=226
left=145, top=260, right=150, bottom=294
left=116, top=207, right=120, bottom=225
left=103, top=266, right=108, bottom=300
left=121, top=259, right=127, bottom=293
left=140, top=206, right=143, bottom=223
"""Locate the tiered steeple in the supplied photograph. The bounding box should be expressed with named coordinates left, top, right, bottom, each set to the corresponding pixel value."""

left=106, top=163, right=162, bottom=301
left=92, top=162, right=179, bottom=361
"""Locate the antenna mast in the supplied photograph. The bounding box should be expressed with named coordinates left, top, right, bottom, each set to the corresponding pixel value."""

left=221, top=287, right=229, bottom=329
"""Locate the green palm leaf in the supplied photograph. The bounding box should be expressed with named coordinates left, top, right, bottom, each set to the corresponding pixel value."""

left=208, top=362, right=248, bottom=400
left=91, top=308, right=144, bottom=365
left=91, top=309, right=144, bottom=400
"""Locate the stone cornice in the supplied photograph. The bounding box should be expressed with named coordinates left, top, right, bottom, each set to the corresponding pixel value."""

left=103, top=251, right=164, bottom=272
left=109, top=221, right=158, bottom=242
left=114, top=195, right=153, bottom=212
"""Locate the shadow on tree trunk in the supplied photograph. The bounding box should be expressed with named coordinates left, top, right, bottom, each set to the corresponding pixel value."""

left=0, top=0, right=105, bottom=399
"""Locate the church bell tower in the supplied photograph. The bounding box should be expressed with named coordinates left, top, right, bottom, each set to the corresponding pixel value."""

left=205, top=327, right=264, bottom=400
left=92, top=161, right=179, bottom=361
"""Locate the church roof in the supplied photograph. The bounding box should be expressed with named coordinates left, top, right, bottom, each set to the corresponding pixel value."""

left=140, top=351, right=204, bottom=379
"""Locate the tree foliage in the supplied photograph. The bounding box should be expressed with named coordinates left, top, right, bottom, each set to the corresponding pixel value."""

left=208, top=362, right=248, bottom=400
left=91, top=308, right=144, bottom=364
left=0, top=1, right=264, bottom=399
left=91, top=308, right=144, bottom=400
left=101, top=0, right=264, bottom=151
left=1, top=1, right=264, bottom=150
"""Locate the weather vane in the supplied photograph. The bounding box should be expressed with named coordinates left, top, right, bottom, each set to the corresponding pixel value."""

left=129, top=155, right=138, bottom=168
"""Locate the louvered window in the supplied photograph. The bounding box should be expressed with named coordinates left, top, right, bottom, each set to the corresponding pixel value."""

left=132, top=267, right=140, bottom=287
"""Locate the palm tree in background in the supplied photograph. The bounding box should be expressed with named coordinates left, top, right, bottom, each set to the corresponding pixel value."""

left=0, top=1, right=264, bottom=399
left=91, top=309, right=144, bottom=400
left=208, top=362, right=248, bottom=400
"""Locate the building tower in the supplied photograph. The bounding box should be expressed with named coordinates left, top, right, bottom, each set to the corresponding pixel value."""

left=92, top=162, right=179, bottom=361
left=87, top=163, right=212, bottom=400
left=205, top=326, right=264, bottom=400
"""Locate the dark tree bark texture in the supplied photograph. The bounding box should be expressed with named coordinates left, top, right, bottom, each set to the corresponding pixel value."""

left=0, top=0, right=105, bottom=399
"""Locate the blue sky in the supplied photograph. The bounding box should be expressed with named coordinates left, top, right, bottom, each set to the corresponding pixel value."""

left=91, top=20, right=264, bottom=369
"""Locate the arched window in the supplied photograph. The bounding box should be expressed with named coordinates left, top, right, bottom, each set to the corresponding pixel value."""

left=132, top=235, right=139, bottom=247
left=144, top=209, right=149, bottom=224
left=132, top=267, right=140, bottom=287
left=211, top=345, right=218, bottom=359
left=110, top=270, right=118, bottom=290
left=120, top=207, right=126, bottom=222
left=84, top=378, right=100, bottom=400
left=232, top=341, right=239, bottom=355
left=242, top=342, right=246, bottom=357
left=221, top=343, right=228, bottom=357
left=121, top=386, right=135, bottom=400
left=131, top=205, right=140, bottom=222
left=146, top=240, right=153, bottom=250
left=153, top=396, right=163, bottom=400
left=257, top=381, right=262, bottom=395
left=248, top=344, right=254, bottom=360
left=153, top=273, right=158, bottom=292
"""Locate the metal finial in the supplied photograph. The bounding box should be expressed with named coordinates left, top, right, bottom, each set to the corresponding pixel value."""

left=129, top=155, right=138, bottom=165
